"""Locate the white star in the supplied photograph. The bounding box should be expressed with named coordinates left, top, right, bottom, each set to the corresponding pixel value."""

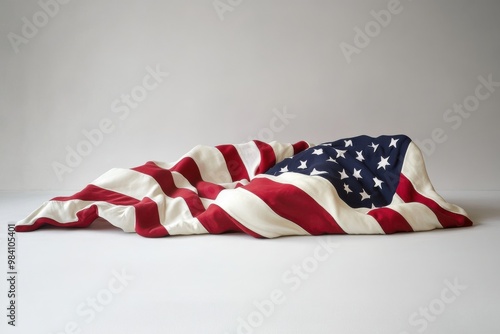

left=343, top=183, right=352, bottom=194
left=335, top=149, right=347, bottom=158
left=298, top=160, right=307, bottom=169
left=321, top=143, right=332, bottom=146
left=369, top=142, right=379, bottom=152
left=310, top=168, right=328, bottom=176
left=279, top=166, right=289, bottom=173
left=360, top=189, right=370, bottom=201
left=344, top=139, right=353, bottom=147
left=326, top=156, right=338, bottom=163
left=312, top=148, right=323, bottom=155
left=355, top=150, right=365, bottom=162
left=373, top=177, right=383, bottom=188
left=353, top=168, right=362, bottom=179
left=389, top=137, right=399, bottom=148
left=371, top=203, right=377, bottom=209
left=377, top=156, right=391, bottom=170
left=339, top=169, right=349, bottom=180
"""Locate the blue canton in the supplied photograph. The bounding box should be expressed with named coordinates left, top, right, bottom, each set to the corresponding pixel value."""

left=265, top=135, right=411, bottom=208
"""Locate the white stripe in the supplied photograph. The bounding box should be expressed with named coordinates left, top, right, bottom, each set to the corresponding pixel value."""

left=96, top=202, right=137, bottom=232
left=189, top=145, right=232, bottom=183
left=214, top=188, right=310, bottom=238
left=354, top=207, right=370, bottom=214
left=402, top=143, right=470, bottom=218
left=200, top=197, right=215, bottom=208
left=162, top=216, right=208, bottom=235
left=268, top=141, right=295, bottom=164
left=16, top=199, right=93, bottom=227
left=214, top=179, right=249, bottom=190
left=234, top=141, right=261, bottom=179
left=390, top=193, right=404, bottom=205
left=92, top=168, right=159, bottom=200
left=255, top=173, right=385, bottom=234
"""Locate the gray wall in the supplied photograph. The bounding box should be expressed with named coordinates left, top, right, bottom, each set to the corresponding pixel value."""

left=1, top=0, right=499, bottom=191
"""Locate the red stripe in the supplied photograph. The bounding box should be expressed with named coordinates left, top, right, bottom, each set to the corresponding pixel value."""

left=133, top=162, right=205, bottom=216
left=368, top=207, right=414, bottom=234
left=196, top=181, right=225, bottom=200
left=242, top=177, right=345, bottom=235
left=53, top=184, right=139, bottom=206
left=134, top=197, right=168, bottom=237
left=292, top=141, right=310, bottom=155
left=170, top=157, right=203, bottom=186
left=216, top=144, right=250, bottom=181
left=396, top=174, right=473, bottom=228
left=197, top=204, right=263, bottom=238
left=15, top=205, right=99, bottom=232
left=254, top=141, right=276, bottom=175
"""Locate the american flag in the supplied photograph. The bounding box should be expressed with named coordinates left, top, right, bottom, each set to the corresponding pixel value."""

left=16, top=135, right=473, bottom=238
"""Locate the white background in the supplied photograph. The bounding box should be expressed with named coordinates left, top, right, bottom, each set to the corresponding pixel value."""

left=1, top=0, right=499, bottom=191
left=1, top=2, right=500, bottom=334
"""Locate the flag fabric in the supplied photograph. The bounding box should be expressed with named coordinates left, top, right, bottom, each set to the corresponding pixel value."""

left=15, top=135, right=473, bottom=238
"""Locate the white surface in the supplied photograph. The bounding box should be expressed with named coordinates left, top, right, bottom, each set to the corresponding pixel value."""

left=1, top=0, right=500, bottom=191
left=1, top=190, right=499, bottom=334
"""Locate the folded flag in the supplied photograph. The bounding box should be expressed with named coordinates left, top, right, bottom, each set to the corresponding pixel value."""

left=15, top=135, right=473, bottom=238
